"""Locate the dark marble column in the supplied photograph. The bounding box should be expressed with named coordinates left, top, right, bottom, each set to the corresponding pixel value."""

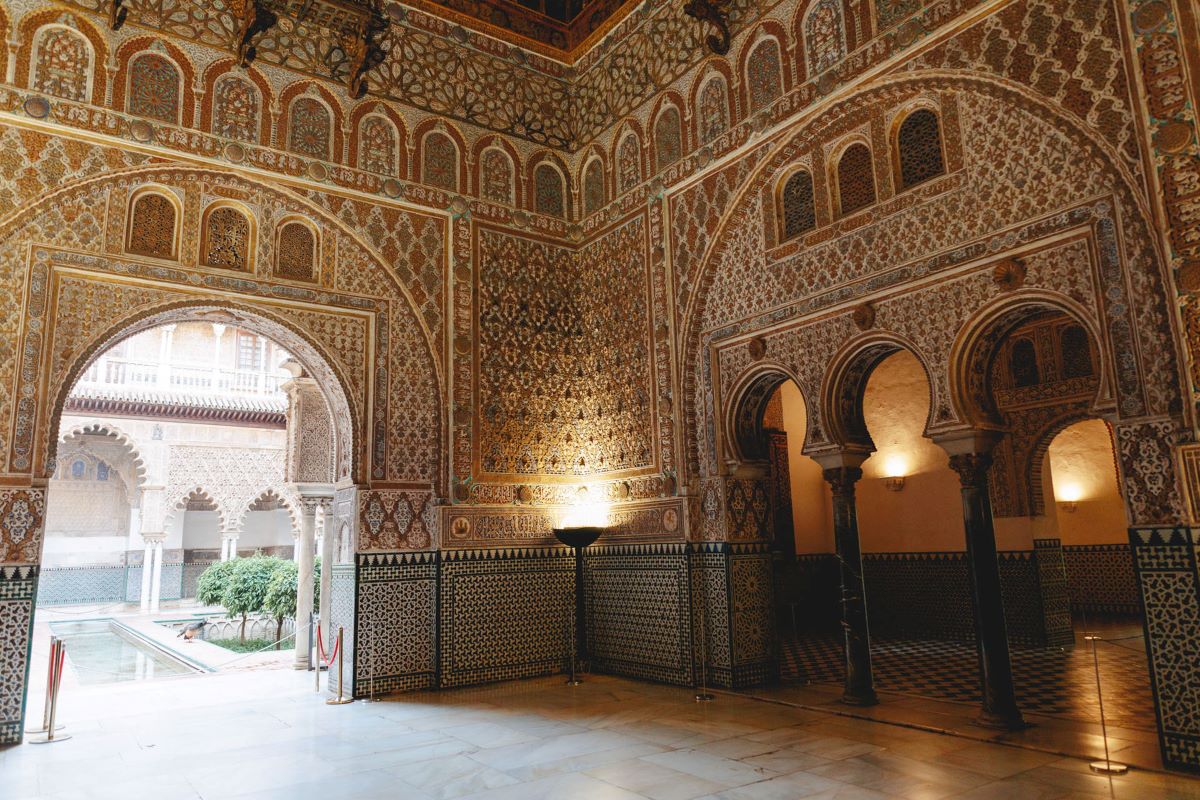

left=947, top=451, right=1026, bottom=730
left=823, top=466, right=878, bottom=707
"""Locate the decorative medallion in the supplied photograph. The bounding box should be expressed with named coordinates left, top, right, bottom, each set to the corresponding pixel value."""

left=129, top=120, right=154, bottom=142
left=450, top=515, right=471, bottom=539
left=658, top=397, right=672, bottom=415
left=817, top=72, right=837, bottom=96
left=453, top=404, right=471, bottom=427
left=453, top=334, right=472, bottom=355
left=993, top=257, right=1027, bottom=291
left=454, top=261, right=472, bottom=282
left=306, top=162, right=328, bottom=181
left=1155, top=121, right=1194, bottom=154
left=748, top=336, right=767, bottom=360
left=511, top=210, right=530, bottom=228
left=22, top=96, right=50, bottom=119
left=1133, top=1, right=1169, bottom=32
left=618, top=481, right=632, bottom=500
left=453, top=482, right=471, bottom=502
left=516, top=485, right=533, bottom=503
left=223, top=142, right=246, bottom=162
left=449, top=196, right=469, bottom=215
left=850, top=303, right=875, bottom=331
left=381, top=178, right=404, bottom=198
left=662, top=508, right=679, bottom=532
left=897, top=19, right=924, bottom=47
left=1178, top=261, right=1200, bottom=293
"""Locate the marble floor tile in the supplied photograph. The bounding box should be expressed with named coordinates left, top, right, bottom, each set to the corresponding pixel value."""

left=4, top=669, right=1200, bottom=800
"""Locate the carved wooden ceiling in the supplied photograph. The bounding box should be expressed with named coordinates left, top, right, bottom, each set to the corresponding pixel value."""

left=394, top=0, right=642, bottom=59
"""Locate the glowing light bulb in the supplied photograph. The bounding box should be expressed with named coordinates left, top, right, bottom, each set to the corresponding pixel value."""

left=882, top=454, right=908, bottom=479
left=1057, top=483, right=1084, bottom=503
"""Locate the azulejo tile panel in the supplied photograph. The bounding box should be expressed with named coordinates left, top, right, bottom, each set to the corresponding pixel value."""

left=1063, top=544, right=1141, bottom=615
left=585, top=543, right=693, bottom=686
left=328, top=564, right=357, bottom=697
left=440, top=548, right=573, bottom=688
left=0, top=565, right=36, bottom=744
left=1129, top=527, right=1200, bottom=773
left=355, top=552, right=438, bottom=694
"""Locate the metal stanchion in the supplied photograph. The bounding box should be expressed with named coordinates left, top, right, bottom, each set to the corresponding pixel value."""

left=326, top=627, right=353, bottom=705
left=27, top=637, right=65, bottom=734
left=695, top=585, right=714, bottom=703
left=314, top=620, right=322, bottom=693
left=565, top=606, right=582, bottom=686
left=30, top=641, right=71, bottom=744
left=1085, top=635, right=1128, bottom=776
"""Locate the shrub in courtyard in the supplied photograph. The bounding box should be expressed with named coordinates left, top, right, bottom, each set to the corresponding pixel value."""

left=223, top=555, right=285, bottom=643
left=262, top=558, right=320, bottom=650
left=195, top=559, right=236, bottom=607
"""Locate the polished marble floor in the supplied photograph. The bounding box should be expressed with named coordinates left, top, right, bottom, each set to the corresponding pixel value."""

left=4, top=667, right=1200, bottom=799
left=780, top=619, right=1154, bottom=729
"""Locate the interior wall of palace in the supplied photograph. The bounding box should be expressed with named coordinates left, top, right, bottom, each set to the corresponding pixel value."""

left=0, top=0, right=1197, bottom=773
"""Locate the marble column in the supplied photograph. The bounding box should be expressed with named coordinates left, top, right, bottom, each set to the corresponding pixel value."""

left=318, top=504, right=334, bottom=655
left=820, top=463, right=877, bottom=707
left=947, top=449, right=1025, bottom=730
left=148, top=538, right=164, bottom=613
left=294, top=497, right=321, bottom=669
left=139, top=537, right=154, bottom=612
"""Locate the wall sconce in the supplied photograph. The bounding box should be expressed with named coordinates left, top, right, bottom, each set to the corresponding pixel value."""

left=881, top=454, right=907, bottom=492
left=1057, top=483, right=1083, bottom=513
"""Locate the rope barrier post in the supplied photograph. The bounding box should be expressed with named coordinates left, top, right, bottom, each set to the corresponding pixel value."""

left=314, top=620, right=322, bottom=692
left=1085, top=635, right=1128, bottom=776
left=27, top=637, right=65, bottom=734
left=31, top=640, right=71, bottom=744
left=326, top=626, right=353, bottom=705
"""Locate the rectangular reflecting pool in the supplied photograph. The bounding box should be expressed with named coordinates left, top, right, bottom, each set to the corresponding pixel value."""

left=48, top=620, right=197, bottom=685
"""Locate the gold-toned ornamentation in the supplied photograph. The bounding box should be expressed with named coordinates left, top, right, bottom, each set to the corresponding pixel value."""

left=993, top=258, right=1027, bottom=291
left=850, top=303, right=875, bottom=331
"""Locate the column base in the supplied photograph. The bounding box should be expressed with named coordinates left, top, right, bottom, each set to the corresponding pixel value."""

left=972, top=708, right=1028, bottom=731
left=841, top=689, right=879, bottom=707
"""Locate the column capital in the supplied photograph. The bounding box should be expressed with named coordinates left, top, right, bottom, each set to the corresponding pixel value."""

left=931, top=428, right=1003, bottom=457
left=822, top=466, right=863, bottom=496
left=141, top=533, right=166, bottom=545
left=947, top=451, right=993, bottom=488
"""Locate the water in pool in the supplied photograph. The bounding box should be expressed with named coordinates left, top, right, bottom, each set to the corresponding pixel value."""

left=49, top=620, right=195, bottom=685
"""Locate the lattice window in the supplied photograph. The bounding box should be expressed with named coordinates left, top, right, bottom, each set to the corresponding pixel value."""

left=127, top=192, right=177, bottom=258
left=898, top=109, right=945, bottom=189
left=32, top=26, right=92, bottom=102
left=201, top=205, right=251, bottom=271
left=1009, top=338, right=1040, bottom=387
left=533, top=163, right=565, bottom=218
left=583, top=159, right=605, bottom=215
left=275, top=221, right=317, bottom=281
left=746, top=39, right=783, bottom=113
left=237, top=333, right=264, bottom=370
left=422, top=132, right=458, bottom=190
left=654, top=106, right=682, bottom=171
left=480, top=148, right=514, bottom=205
left=288, top=96, right=331, bottom=159
left=617, top=134, right=641, bottom=194
left=127, top=52, right=181, bottom=124
left=699, top=77, right=728, bottom=144
left=358, top=114, right=397, bottom=176
left=1060, top=325, right=1094, bottom=379
left=213, top=75, right=259, bottom=142
left=780, top=170, right=816, bottom=240
left=804, top=0, right=846, bottom=76
left=836, top=143, right=876, bottom=216
left=97, top=462, right=110, bottom=481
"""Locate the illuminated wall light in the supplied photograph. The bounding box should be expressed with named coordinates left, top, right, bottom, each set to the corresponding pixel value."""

left=881, top=453, right=907, bottom=491
left=1057, top=482, right=1083, bottom=513
left=558, top=485, right=611, bottom=528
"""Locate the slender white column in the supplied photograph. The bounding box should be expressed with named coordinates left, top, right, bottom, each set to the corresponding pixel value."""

left=210, top=323, right=226, bottom=391
left=149, top=540, right=164, bottom=613
left=156, top=325, right=176, bottom=387
left=294, top=499, right=318, bottom=669
left=318, top=505, right=334, bottom=655
left=139, top=539, right=154, bottom=611
left=228, top=533, right=238, bottom=560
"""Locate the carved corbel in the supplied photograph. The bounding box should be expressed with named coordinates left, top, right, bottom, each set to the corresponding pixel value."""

left=109, top=0, right=128, bottom=31
left=346, top=9, right=389, bottom=99
left=683, top=0, right=731, bottom=55
left=236, top=0, right=279, bottom=67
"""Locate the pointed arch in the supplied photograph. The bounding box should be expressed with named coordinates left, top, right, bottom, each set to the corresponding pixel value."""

left=56, top=421, right=148, bottom=489
left=613, top=120, right=646, bottom=195
left=349, top=100, right=408, bottom=179
left=126, top=185, right=182, bottom=260
left=651, top=93, right=686, bottom=174
left=202, top=59, right=273, bottom=144
left=112, top=37, right=196, bottom=126
left=473, top=137, right=521, bottom=206
left=527, top=152, right=571, bottom=218
left=414, top=122, right=467, bottom=193
left=200, top=200, right=255, bottom=272
left=580, top=149, right=608, bottom=217
left=691, top=63, right=735, bottom=145
left=277, top=81, right=345, bottom=162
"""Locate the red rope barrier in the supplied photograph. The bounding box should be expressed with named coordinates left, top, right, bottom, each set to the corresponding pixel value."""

left=315, top=622, right=339, bottom=668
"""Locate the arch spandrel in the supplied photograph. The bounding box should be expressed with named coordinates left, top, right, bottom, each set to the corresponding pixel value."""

left=682, top=74, right=1184, bottom=485
left=0, top=165, right=443, bottom=492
